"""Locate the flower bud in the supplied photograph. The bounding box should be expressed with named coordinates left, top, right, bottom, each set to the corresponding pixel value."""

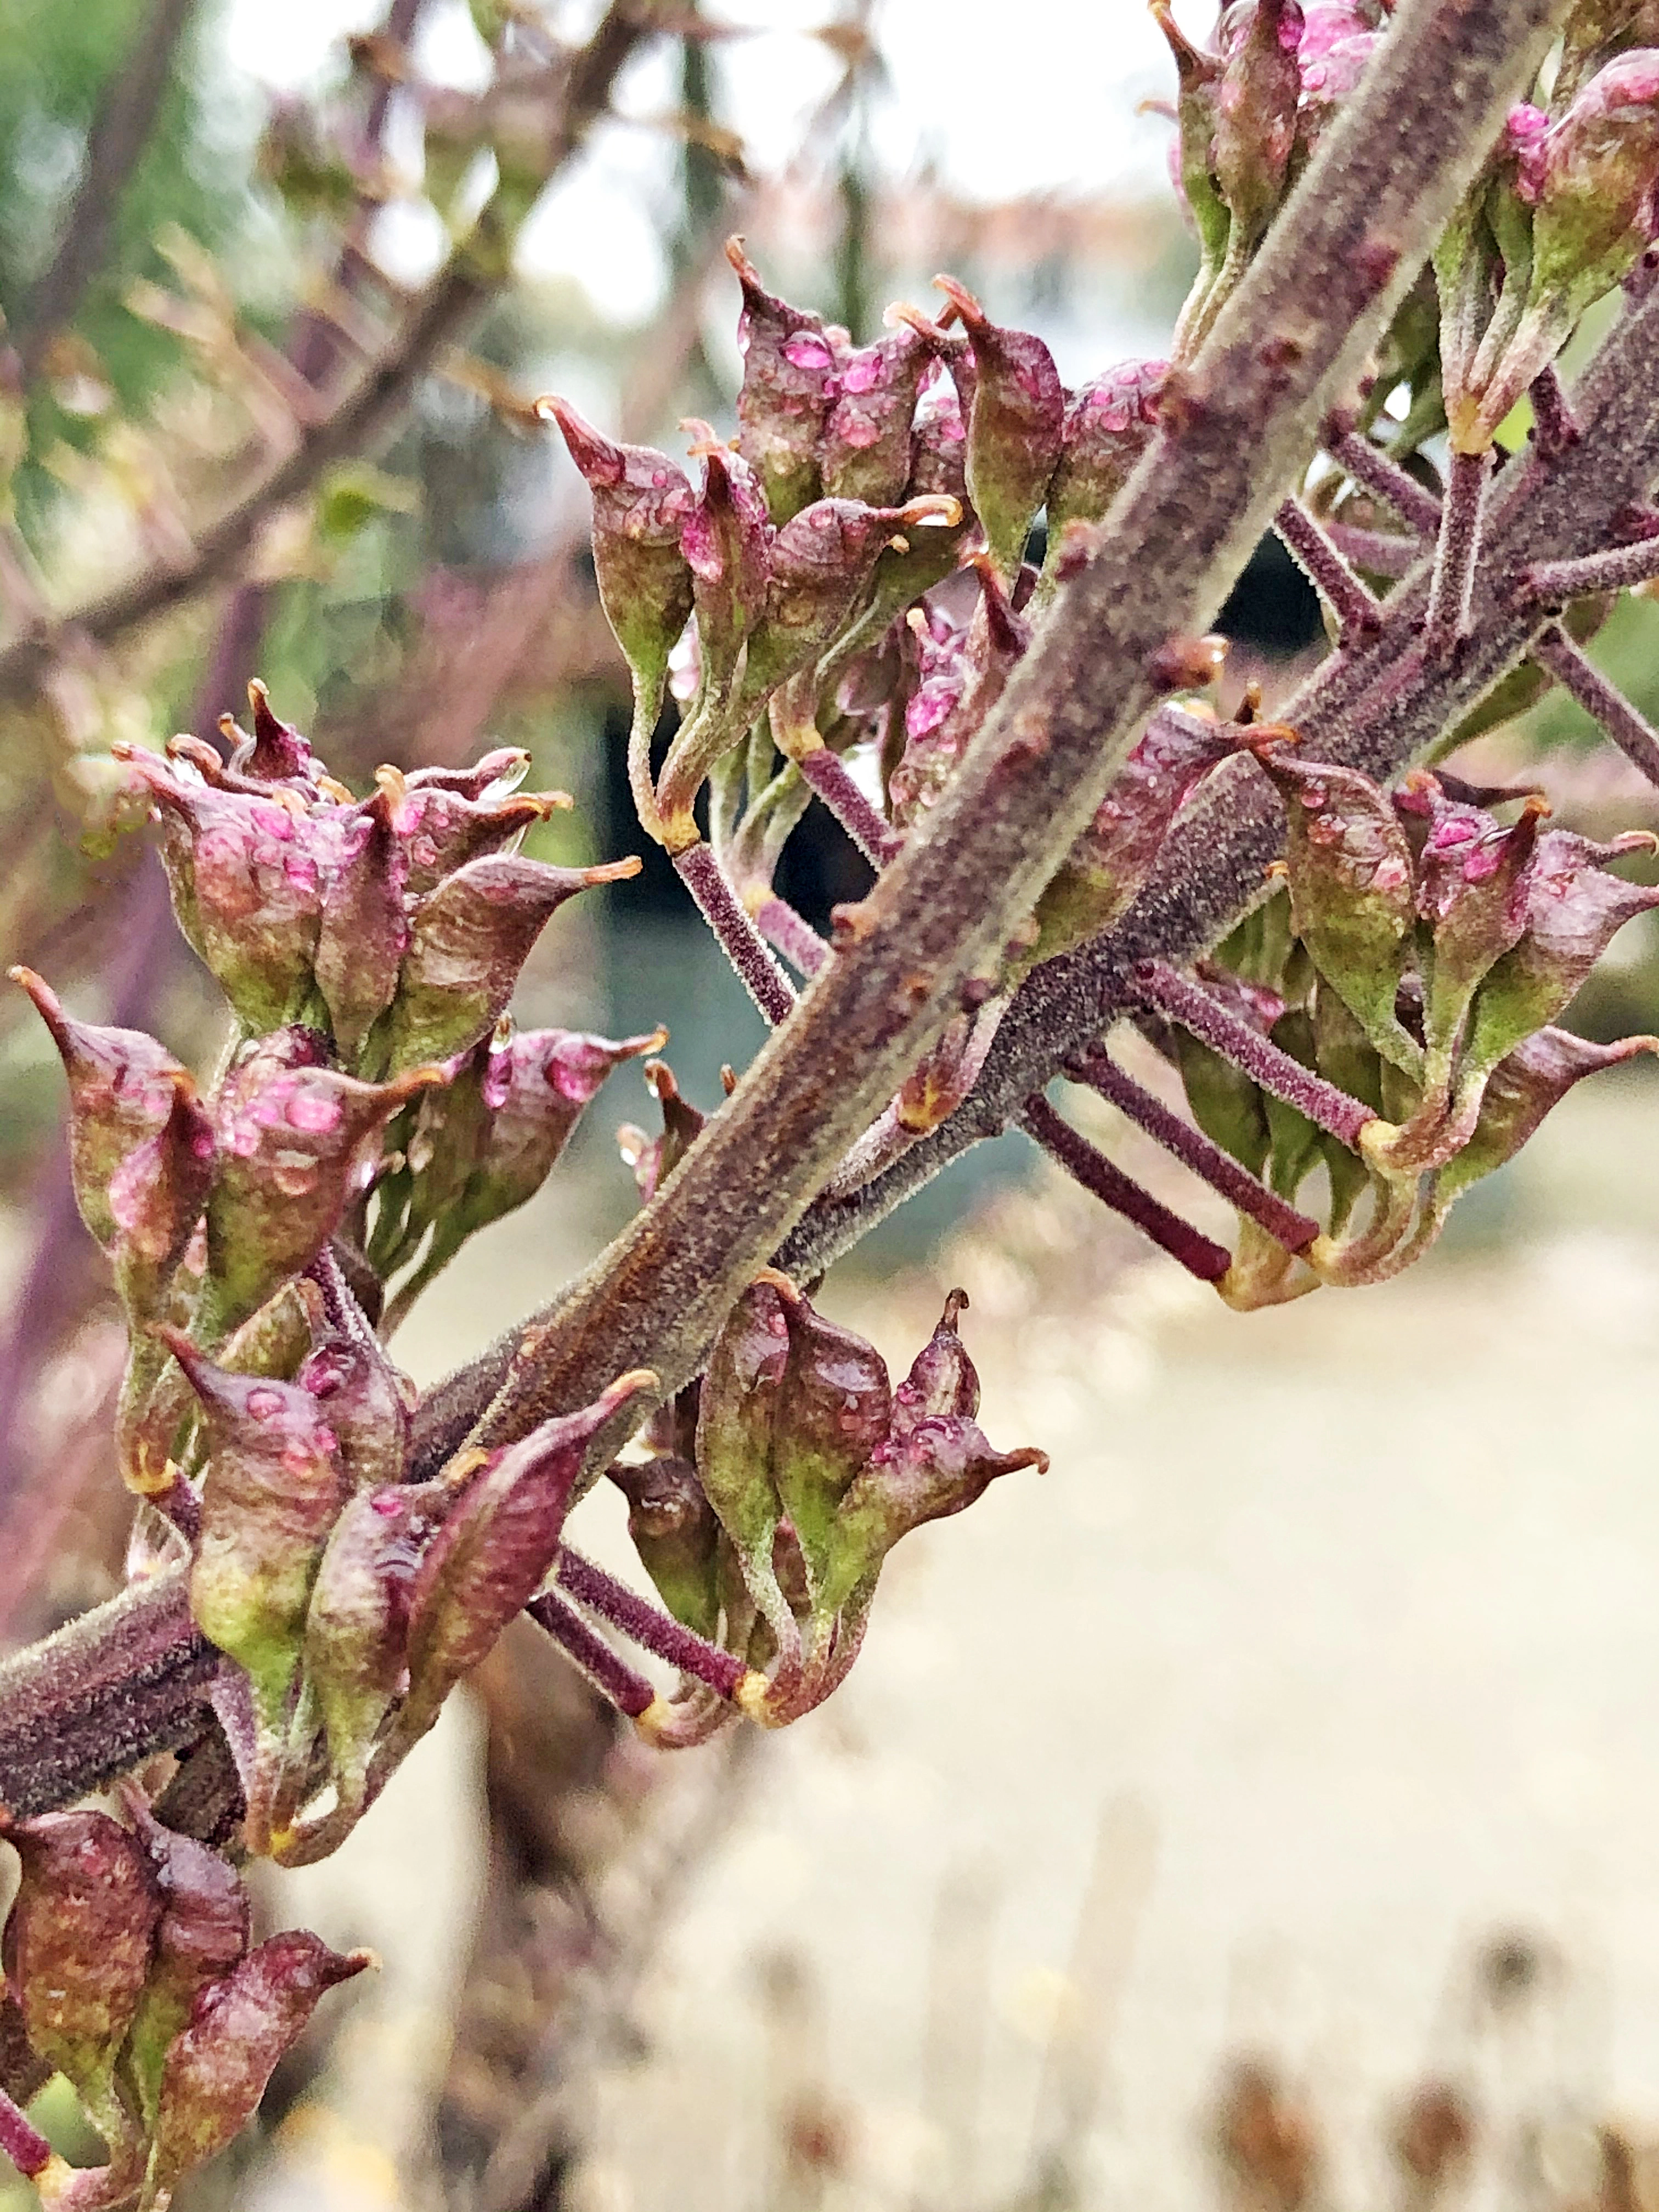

left=764, top=1273, right=893, bottom=1604
left=617, top=1058, right=706, bottom=1203
left=1214, top=0, right=1305, bottom=249
left=820, top=323, right=935, bottom=507
left=4, top=1812, right=161, bottom=2138
left=402, top=1369, right=657, bottom=1729
left=298, top=1313, right=414, bottom=1494
left=538, top=397, right=697, bottom=704
left=727, top=237, right=838, bottom=521
left=1151, top=1, right=1231, bottom=272
left=206, top=1040, right=437, bottom=1331
left=1041, top=362, right=1166, bottom=569
left=610, top=1452, right=722, bottom=1639
left=933, top=276, right=1065, bottom=581
left=1295, top=29, right=1381, bottom=158
left=742, top=492, right=962, bottom=706
left=379, top=851, right=641, bottom=1075
left=231, top=681, right=320, bottom=786
left=162, top=1333, right=347, bottom=1739
left=1462, top=828, right=1659, bottom=1081
left=890, top=1287, right=977, bottom=1429
left=144, top=1932, right=371, bottom=2208
left=312, top=785, right=408, bottom=1067
left=891, top=562, right=1029, bottom=832
left=1411, top=786, right=1549, bottom=1075
left=118, top=1799, right=251, bottom=2133
left=695, top=1277, right=798, bottom=1642
left=116, top=748, right=332, bottom=1033
left=1253, top=754, right=1424, bottom=1074
left=678, top=432, right=774, bottom=700
left=908, top=373, right=969, bottom=505
left=302, top=1481, right=446, bottom=1814
left=11, top=969, right=215, bottom=1318
left=1559, top=0, right=1659, bottom=101
left=1027, top=708, right=1233, bottom=966
left=1430, top=1025, right=1659, bottom=1221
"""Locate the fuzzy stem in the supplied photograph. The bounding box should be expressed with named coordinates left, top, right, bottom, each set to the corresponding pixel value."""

left=0, top=2086, right=51, bottom=2182
left=527, top=1588, right=658, bottom=1719
left=1131, top=961, right=1379, bottom=1149
left=554, top=1547, right=748, bottom=1700
left=1073, top=1046, right=1321, bottom=1251
left=1525, top=537, right=1659, bottom=603
left=754, top=895, right=830, bottom=977
left=794, top=745, right=902, bottom=868
left=1274, top=497, right=1384, bottom=639
left=1327, top=425, right=1444, bottom=537
left=1423, top=444, right=1489, bottom=658
left=1528, top=363, right=1580, bottom=455
left=1530, top=622, right=1659, bottom=787
left=1322, top=521, right=1420, bottom=578
left=672, top=839, right=797, bottom=1025
left=1019, top=1095, right=1232, bottom=1281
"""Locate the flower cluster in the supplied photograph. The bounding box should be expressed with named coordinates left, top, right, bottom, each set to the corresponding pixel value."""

left=614, top=1277, right=1045, bottom=1742
left=1149, top=752, right=1659, bottom=1307
left=0, top=1797, right=368, bottom=2209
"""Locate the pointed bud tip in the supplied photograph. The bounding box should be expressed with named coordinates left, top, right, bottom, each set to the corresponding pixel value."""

left=585, top=854, right=644, bottom=883
left=534, top=394, right=625, bottom=486
left=932, top=274, right=985, bottom=330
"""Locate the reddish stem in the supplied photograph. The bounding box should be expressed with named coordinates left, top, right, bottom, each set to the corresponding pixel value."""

left=1073, top=1047, right=1320, bottom=1252
left=795, top=746, right=902, bottom=868
left=1327, top=426, right=1443, bottom=537
left=1530, top=622, right=1659, bottom=788
left=527, top=1588, right=657, bottom=1720
left=555, top=1547, right=747, bottom=1701
left=754, top=894, right=830, bottom=977
left=1019, top=1095, right=1232, bottom=1282
left=1130, top=961, right=1377, bottom=1149
left=672, top=840, right=797, bottom=1025
left=1525, top=536, right=1659, bottom=602
left=1274, top=498, right=1384, bottom=639
left=0, top=2085, right=50, bottom=2181
left=1322, top=521, right=1419, bottom=578
left=1528, top=363, right=1579, bottom=456
left=1423, top=445, right=1489, bottom=660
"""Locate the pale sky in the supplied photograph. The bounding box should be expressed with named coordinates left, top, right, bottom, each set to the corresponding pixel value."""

left=221, top=0, right=1183, bottom=325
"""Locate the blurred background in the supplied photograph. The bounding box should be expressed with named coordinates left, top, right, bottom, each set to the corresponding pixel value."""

left=4, top=0, right=1659, bottom=2205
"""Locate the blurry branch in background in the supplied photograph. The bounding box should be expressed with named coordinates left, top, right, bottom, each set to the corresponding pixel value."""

left=5, top=0, right=202, bottom=396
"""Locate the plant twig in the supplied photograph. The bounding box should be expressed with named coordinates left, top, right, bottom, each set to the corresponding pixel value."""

left=1423, top=444, right=1491, bottom=658
left=554, top=1547, right=747, bottom=1700
left=1326, top=423, right=1444, bottom=535
left=1274, top=496, right=1384, bottom=639
left=1071, top=1045, right=1321, bottom=1251
left=755, top=895, right=830, bottom=976
left=793, top=746, right=902, bottom=867
left=673, top=841, right=798, bottom=1023
left=1018, top=1096, right=1232, bottom=1280
left=1525, top=537, right=1659, bottom=601
left=527, top=1588, right=658, bottom=1718
left=1530, top=621, right=1659, bottom=786
left=11, top=0, right=201, bottom=391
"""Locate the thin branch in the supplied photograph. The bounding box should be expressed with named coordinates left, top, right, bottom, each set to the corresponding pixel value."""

left=1423, top=444, right=1491, bottom=659
left=755, top=894, right=830, bottom=976
left=12, top=0, right=201, bottom=391
left=673, top=841, right=798, bottom=1024
left=1326, top=424, right=1444, bottom=536
left=1525, top=536, right=1659, bottom=602
left=1274, top=496, right=1384, bottom=639
left=1018, top=1096, right=1232, bottom=1281
left=1528, top=362, right=1580, bottom=455
left=1530, top=621, right=1659, bottom=786
left=527, top=1588, right=658, bottom=1719
left=554, top=1547, right=748, bottom=1700
left=1072, top=1045, right=1321, bottom=1251
left=794, top=746, right=902, bottom=867
left=1323, top=520, right=1421, bottom=577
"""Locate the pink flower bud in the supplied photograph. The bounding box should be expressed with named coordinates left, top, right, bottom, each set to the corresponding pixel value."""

left=144, top=1932, right=371, bottom=2205
left=821, top=323, right=936, bottom=507
left=403, top=1369, right=657, bottom=1731
left=1043, top=362, right=1166, bottom=554
left=1214, top=0, right=1305, bottom=246
left=933, top=276, right=1065, bottom=581
left=298, top=1309, right=414, bottom=1494
left=678, top=431, right=774, bottom=700
left=313, top=785, right=409, bottom=1068
left=538, top=395, right=697, bottom=699
left=726, top=237, right=838, bottom=521
left=161, top=1333, right=347, bottom=1737
left=1254, top=753, right=1424, bottom=1073
left=230, top=681, right=321, bottom=786
left=1028, top=708, right=1234, bottom=966
left=205, top=1040, right=437, bottom=1331
left=4, top=1812, right=161, bottom=2140
left=118, top=1798, right=251, bottom=2132
left=616, top=1058, right=706, bottom=1203
left=891, top=563, right=1030, bottom=832
left=1432, top=1025, right=1659, bottom=1215
left=890, top=1288, right=978, bottom=1431
left=303, top=1481, right=446, bottom=1813
left=11, top=968, right=215, bottom=1319
left=1150, top=1, right=1231, bottom=267
left=1412, top=785, right=1549, bottom=1071
left=380, top=851, right=641, bottom=1075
